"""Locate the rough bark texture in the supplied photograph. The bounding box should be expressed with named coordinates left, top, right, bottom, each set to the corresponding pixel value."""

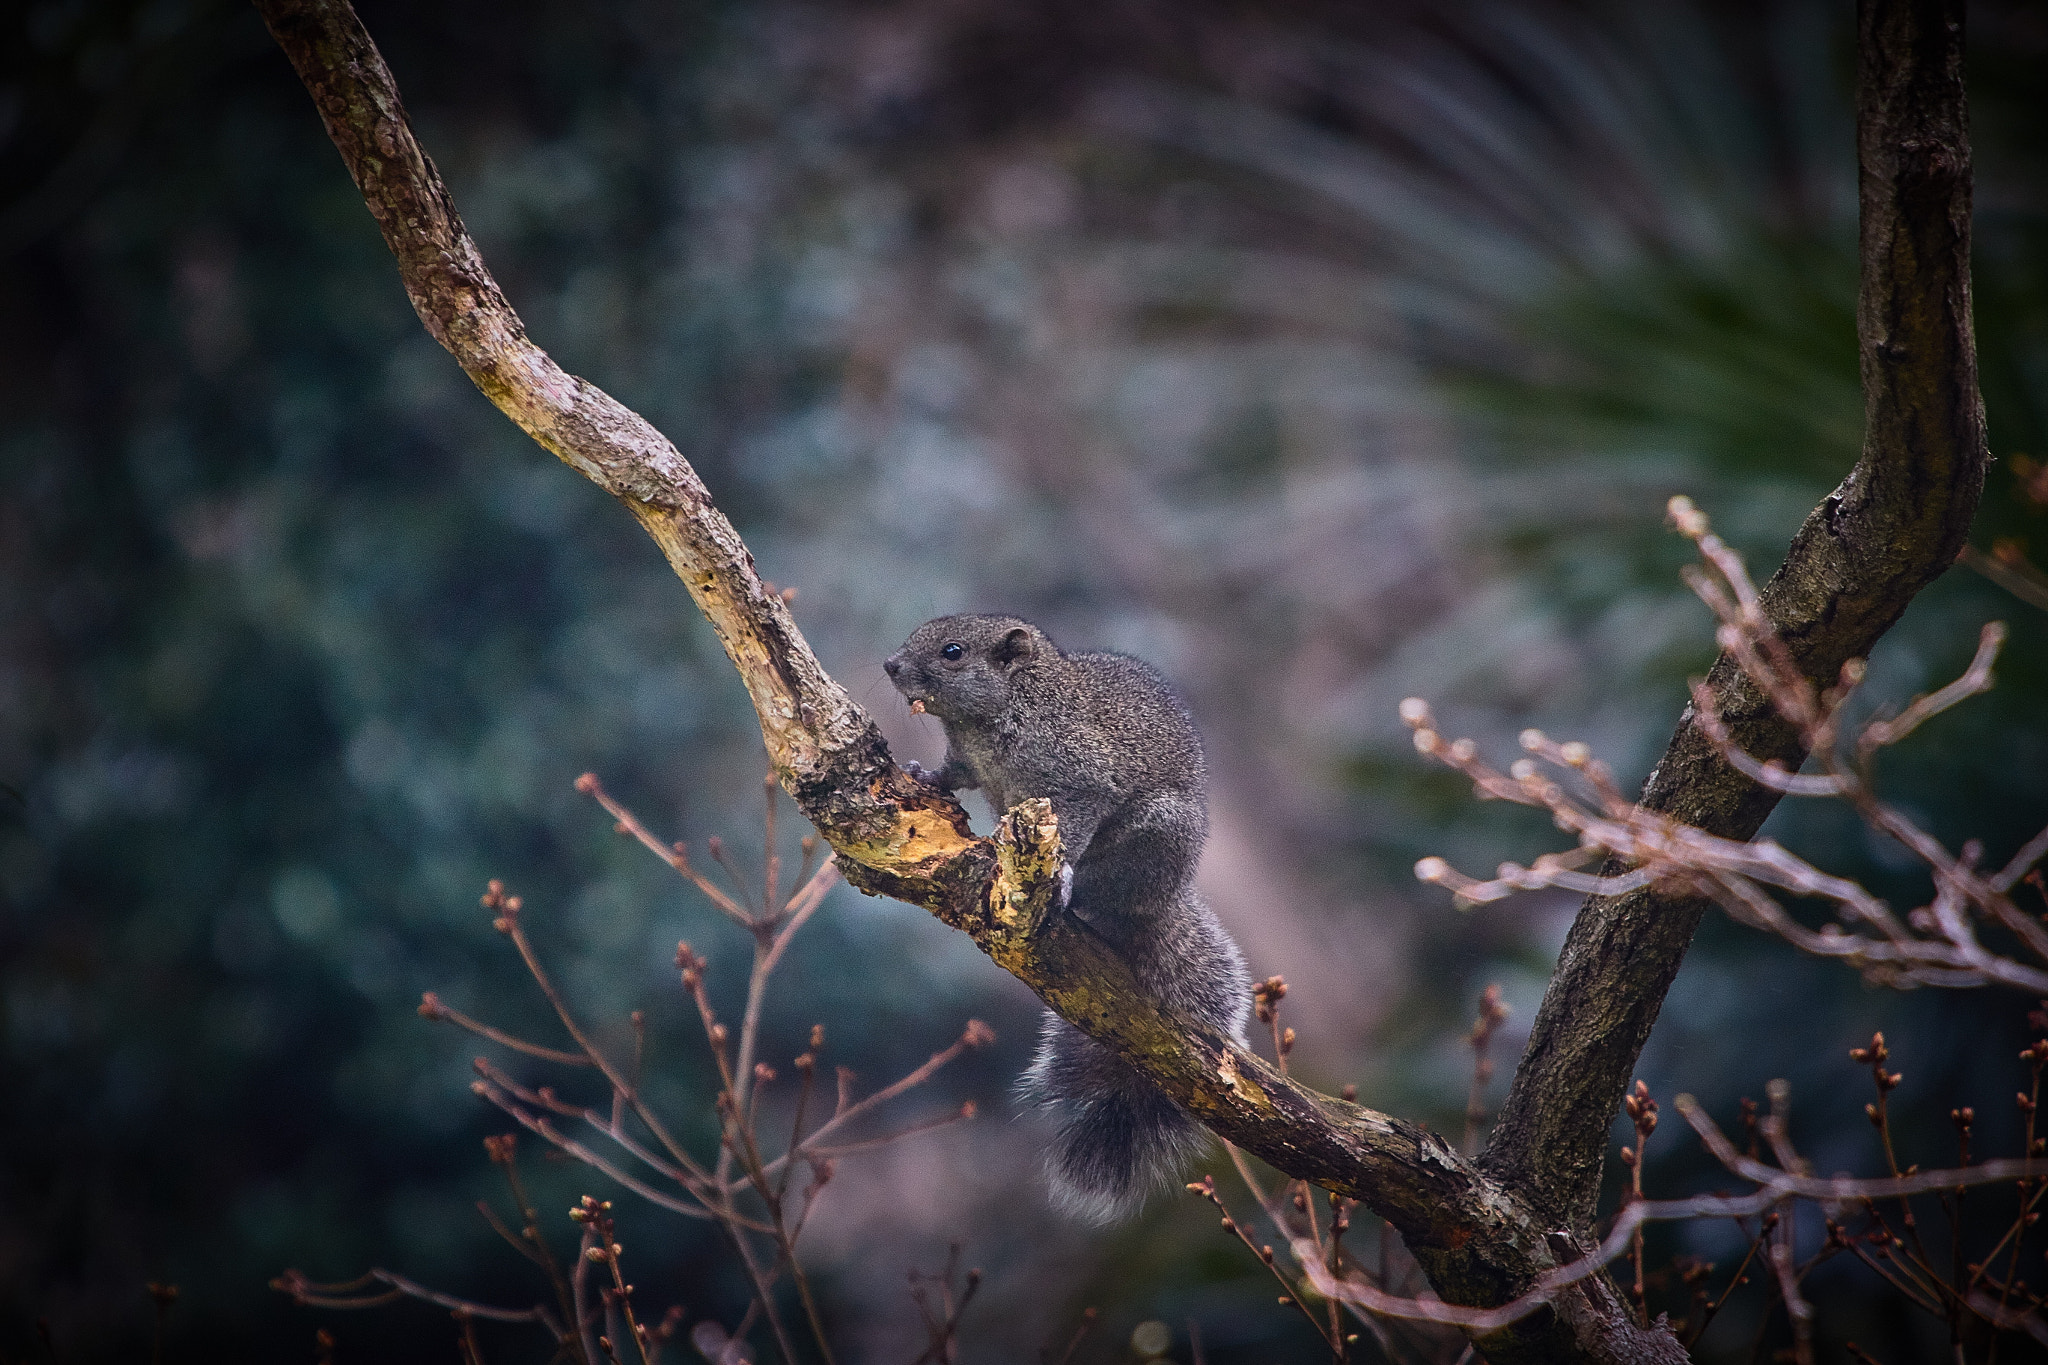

left=1482, top=0, right=1989, bottom=1235
left=254, top=0, right=1986, bottom=1359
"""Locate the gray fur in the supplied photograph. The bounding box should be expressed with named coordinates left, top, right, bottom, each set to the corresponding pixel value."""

left=884, top=614, right=1251, bottom=1223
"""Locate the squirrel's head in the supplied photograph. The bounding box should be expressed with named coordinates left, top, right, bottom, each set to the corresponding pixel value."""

left=883, top=614, right=1057, bottom=724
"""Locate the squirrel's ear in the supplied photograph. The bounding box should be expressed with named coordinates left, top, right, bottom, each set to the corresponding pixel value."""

left=994, top=626, right=1036, bottom=669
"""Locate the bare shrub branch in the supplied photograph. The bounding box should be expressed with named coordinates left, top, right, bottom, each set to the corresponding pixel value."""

left=281, top=782, right=994, bottom=1361
left=1407, top=498, right=2047, bottom=995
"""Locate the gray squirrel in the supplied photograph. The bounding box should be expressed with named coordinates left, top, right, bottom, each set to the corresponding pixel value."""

left=882, top=614, right=1251, bottom=1222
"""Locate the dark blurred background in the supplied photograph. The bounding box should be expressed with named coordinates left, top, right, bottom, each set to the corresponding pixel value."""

left=4, top=0, right=2046, bottom=1360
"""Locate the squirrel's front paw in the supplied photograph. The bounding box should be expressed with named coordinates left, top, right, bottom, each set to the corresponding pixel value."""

left=901, top=760, right=945, bottom=790
left=1057, top=861, right=1074, bottom=909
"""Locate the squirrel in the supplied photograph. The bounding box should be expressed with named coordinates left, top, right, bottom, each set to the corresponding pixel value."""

left=883, top=614, right=1251, bottom=1222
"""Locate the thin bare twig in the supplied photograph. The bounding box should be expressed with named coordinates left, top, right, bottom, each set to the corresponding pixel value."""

left=272, top=1268, right=562, bottom=1333
left=1463, top=985, right=1510, bottom=1157
left=1407, top=500, right=2046, bottom=1000
left=576, top=773, right=754, bottom=927
left=1282, top=1090, right=2048, bottom=1336
left=420, top=992, right=596, bottom=1067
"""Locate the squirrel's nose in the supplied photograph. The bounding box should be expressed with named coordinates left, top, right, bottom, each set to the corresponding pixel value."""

left=882, top=655, right=902, bottom=678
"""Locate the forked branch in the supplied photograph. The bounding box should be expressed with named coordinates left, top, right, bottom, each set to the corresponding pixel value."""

left=1406, top=499, right=2046, bottom=995
left=1480, top=0, right=1990, bottom=1236
left=251, top=0, right=1990, bottom=1359
left=246, top=8, right=1620, bottom=1357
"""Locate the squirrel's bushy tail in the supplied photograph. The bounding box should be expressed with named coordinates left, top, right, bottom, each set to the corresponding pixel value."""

left=1018, top=895, right=1250, bottom=1223
left=1019, top=1018, right=1214, bottom=1224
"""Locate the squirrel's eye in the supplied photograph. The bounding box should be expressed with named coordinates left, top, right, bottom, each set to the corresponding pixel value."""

left=941, top=642, right=964, bottom=661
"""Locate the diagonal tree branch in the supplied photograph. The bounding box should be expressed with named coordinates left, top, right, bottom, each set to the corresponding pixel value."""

left=1481, top=0, right=1990, bottom=1232
left=252, top=3, right=1675, bottom=1359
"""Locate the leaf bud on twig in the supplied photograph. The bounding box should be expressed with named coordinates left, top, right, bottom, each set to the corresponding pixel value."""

left=1252, top=976, right=1288, bottom=1023
left=1666, top=495, right=1707, bottom=538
